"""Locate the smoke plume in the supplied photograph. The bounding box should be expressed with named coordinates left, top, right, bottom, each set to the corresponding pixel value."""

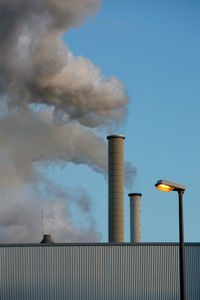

left=0, top=0, right=135, bottom=242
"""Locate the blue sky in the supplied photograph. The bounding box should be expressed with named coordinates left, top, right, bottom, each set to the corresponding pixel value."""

left=52, top=0, right=200, bottom=242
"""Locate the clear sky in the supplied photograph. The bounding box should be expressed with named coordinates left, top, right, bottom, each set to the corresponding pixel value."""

left=57, top=0, right=200, bottom=242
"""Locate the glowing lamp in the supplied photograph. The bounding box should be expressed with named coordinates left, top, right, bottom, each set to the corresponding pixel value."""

left=155, top=179, right=185, bottom=192
left=156, top=184, right=174, bottom=192
left=155, top=179, right=186, bottom=300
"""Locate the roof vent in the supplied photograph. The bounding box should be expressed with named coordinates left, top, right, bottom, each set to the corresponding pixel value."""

left=40, top=234, right=54, bottom=244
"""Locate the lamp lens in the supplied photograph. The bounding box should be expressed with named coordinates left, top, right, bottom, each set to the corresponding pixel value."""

left=156, top=184, right=174, bottom=192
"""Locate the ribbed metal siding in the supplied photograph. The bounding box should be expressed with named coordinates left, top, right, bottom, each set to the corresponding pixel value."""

left=0, top=244, right=199, bottom=300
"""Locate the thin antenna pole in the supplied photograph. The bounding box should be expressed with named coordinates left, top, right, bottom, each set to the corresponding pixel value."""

left=42, top=209, right=44, bottom=237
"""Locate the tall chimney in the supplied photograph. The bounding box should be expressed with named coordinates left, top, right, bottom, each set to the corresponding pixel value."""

left=129, top=193, right=142, bottom=243
left=107, top=135, right=125, bottom=243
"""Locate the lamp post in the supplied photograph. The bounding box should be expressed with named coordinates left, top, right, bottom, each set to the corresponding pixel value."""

left=155, top=179, right=186, bottom=300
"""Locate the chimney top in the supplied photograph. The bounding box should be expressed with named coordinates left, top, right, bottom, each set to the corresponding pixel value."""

left=107, top=134, right=125, bottom=140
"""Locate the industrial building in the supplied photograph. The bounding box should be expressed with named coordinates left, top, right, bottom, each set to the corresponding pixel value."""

left=0, top=135, right=199, bottom=299
left=0, top=242, right=200, bottom=299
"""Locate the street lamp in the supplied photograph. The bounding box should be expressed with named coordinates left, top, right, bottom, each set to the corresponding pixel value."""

left=155, top=179, right=186, bottom=300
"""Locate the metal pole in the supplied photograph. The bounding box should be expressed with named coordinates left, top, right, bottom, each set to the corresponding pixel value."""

left=178, top=190, right=186, bottom=300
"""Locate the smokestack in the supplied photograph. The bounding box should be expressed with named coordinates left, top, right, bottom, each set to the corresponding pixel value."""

left=107, top=135, right=125, bottom=243
left=129, top=193, right=142, bottom=243
left=40, top=234, right=54, bottom=244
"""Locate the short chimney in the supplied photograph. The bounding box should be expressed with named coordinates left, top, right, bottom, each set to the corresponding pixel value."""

left=129, top=193, right=142, bottom=243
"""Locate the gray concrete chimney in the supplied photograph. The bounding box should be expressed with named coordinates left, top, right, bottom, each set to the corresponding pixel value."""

left=129, top=193, right=142, bottom=243
left=107, top=135, right=125, bottom=243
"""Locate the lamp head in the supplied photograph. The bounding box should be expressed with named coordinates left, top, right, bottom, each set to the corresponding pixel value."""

left=155, top=180, right=185, bottom=192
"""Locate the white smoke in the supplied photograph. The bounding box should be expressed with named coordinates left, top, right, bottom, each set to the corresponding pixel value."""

left=0, top=0, right=129, bottom=127
left=0, top=0, right=136, bottom=242
left=0, top=174, right=102, bottom=243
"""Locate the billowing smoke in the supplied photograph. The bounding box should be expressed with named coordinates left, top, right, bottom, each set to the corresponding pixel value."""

left=0, top=0, right=136, bottom=242
left=0, top=0, right=128, bottom=127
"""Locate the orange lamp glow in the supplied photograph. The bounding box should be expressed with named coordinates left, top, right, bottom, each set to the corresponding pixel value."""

left=156, top=184, right=174, bottom=192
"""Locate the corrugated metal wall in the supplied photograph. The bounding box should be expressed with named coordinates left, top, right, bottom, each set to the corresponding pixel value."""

left=0, top=243, right=199, bottom=300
